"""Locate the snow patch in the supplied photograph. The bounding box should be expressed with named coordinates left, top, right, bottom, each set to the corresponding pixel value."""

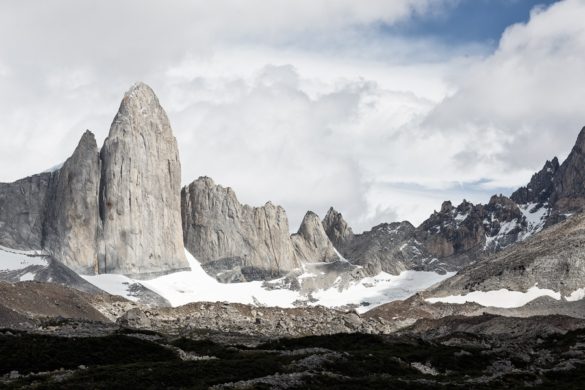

left=566, top=288, right=585, bottom=302
left=519, top=203, right=549, bottom=240
left=454, top=213, right=468, bottom=222
left=426, top=286, right=561, bottom=308
left=311, top=270, right=454, bottom=314
left=19, top=272, right=36, bottom=281
left=0, top=246, right=48, bottom=271
left=82, top=249, right=453, bottom=313
left=80, top=274, right=140, bottom=302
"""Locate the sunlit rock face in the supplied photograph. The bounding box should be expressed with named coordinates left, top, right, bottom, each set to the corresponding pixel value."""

left=99, top=83, right=188, bottom=278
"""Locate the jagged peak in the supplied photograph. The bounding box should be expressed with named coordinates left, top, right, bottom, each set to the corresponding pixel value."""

left=297, top=211, right=324, bottom=237
left=108, top=82, right=171, bottom=139
left=300, top=210, right=320, bottom=224
left=193, top=176, right=216, bottom=187
left=325, top=206, right=339, bottom=216
left=572, top=125, right=585, bottom=153
left=119, top=82, right=160, bottom=110
left=547, top=157, right=560, bottom=171
left=440, top=201, right=454, bottom=214
left=323, top=207, right=346, bottom=224
left=77, top=130, right=98, bottom=150
left=322, top=206, right=354, bottom=247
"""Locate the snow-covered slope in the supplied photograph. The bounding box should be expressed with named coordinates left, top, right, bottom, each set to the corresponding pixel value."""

left=0, top=245, right=48, bottom=281
left=81, top=250, right=453, bottom=313
left=426, top=286, right=562, bottom=309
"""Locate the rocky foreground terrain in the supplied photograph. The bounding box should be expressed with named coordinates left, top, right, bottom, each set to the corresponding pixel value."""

left=0, top=281, right=584, bottom=389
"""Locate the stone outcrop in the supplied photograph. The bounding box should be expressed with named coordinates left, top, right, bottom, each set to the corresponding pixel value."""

left=43, top=131, right=101, bottom=274
left=511, top=158, right=559, bottom=205
left=181, top=177, right=340, bottom=281
left=321, top=207, right=354, bottom=249
left=0, top=173, right=53, bottom=251
left=181, top=177, right=301, bottom=281
left=337, top=222, right=415, bottom=275
left=429, top=210, right=585, bottom=297
left=324, top=195, right=542, bottom=275
left=549, top=126, right=585, bottom=215
left=291, top=211, right=338, bottom=263
left=99, top=83, right=188, bottom=277
left=322, top=127, right=585, bottom=277
left=0, top=83, right=189, bottom=278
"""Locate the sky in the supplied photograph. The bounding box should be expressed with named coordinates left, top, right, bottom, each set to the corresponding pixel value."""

left=0, top=0, right=583, bottom=233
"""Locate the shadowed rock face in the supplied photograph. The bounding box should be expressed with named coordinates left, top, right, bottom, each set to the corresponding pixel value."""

left=511, top=158, right=559, bottom=206
left=99, top=83, right=188, bottom=277
left=43, top=130, right=101, bottom=274
left=321, top=126, right=585, bottom=277
left=0, top=83, right=189, bottom=278
left=429, top=211, right=585, bottom=297
left=0, top=173, right=53, bottom=251
left=322, top=207, right=354, bottom=249
left=550, top=127, right=585, bottom=213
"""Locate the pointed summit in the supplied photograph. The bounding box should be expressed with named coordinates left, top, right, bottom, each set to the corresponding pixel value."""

left=550, top=126, right=585, bottom=209
left=322, top=207, right=354, bottom=249
left=44, top=130, right=101, bottom=274
left=572, top=126, right=585, bottom=153
left=99, top=83, right=188, bottom=278
left=109, top=82, right=173, bottom=139
left=292, top=211, right=338, bottom=263
left=511, top=157, right=559, bottom=205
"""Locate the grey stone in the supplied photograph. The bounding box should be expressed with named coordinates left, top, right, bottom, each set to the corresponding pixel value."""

left=181, top=177, right=302, bottom=280
left=322, top=207, right=354, bottom=249
left=0, top=172, right=53, bottom=250
left=99, top=83, right=189, bottom=278
left=43, top=130, right=101, bottom=274
left=0, top=83, right=189, bottom=279
left=291, top=211, right=338, bottom=263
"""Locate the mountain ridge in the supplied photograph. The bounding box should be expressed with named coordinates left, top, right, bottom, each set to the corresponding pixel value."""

left=2, top=83, right=585, bottom=291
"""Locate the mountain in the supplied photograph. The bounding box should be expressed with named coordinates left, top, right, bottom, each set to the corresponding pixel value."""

left=325, top=195, right=547, bottom=276
left=181, top=177, right=338, bottom=282
left=427, top=205, right=585, bottom=300
left=99, top=82, right=187, bottom=277
left=323, top=129, right=585, bottom=277
left=0, top=83, right=189, bottom=278
left=2, top=82, right=585, bottom=304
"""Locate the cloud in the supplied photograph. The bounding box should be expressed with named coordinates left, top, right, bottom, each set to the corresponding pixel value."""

left=166, top=64, right=436, bottom=232
left=424, top=0, right=585, bottom=170
left=2, top=0, right=583, bottom=234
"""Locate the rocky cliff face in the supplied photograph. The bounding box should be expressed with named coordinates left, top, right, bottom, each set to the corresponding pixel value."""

left=291, top=211, right=338, bottom=263
left=0, top=83, right=189, bottom=278
left=181, top=177, right=340, bottom=282
left=325, top=193, right=548, bottom=276
left=43, top=130, right=101, bottom=274
left=511, top=158, right=559, bottom=206
left=321, top=207, right=354, bottom=249
left=549, top=127, right=585, bottom=214
left=181, top=177, right=301, bottom=281
left=99, top=83, right=188, bottom=277
left=429, top=210, right=585, bottom=297
left=0, top=173, right=53, bottom=251
left=323, top=131, right=585, bottom=277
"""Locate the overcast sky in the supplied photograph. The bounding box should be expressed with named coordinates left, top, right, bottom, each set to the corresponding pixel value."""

left=1, top=0, right=583, bottom=233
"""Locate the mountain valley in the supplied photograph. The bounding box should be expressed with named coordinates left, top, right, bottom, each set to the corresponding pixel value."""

left=1, top=83, right=585, bottom=388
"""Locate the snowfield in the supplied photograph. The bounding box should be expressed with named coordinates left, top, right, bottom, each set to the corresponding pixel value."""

left=0, top=246, right=48, bottom=271
left=425, top=285, right=562, bottom=308
left=82, top=250, right=453, bottom=313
